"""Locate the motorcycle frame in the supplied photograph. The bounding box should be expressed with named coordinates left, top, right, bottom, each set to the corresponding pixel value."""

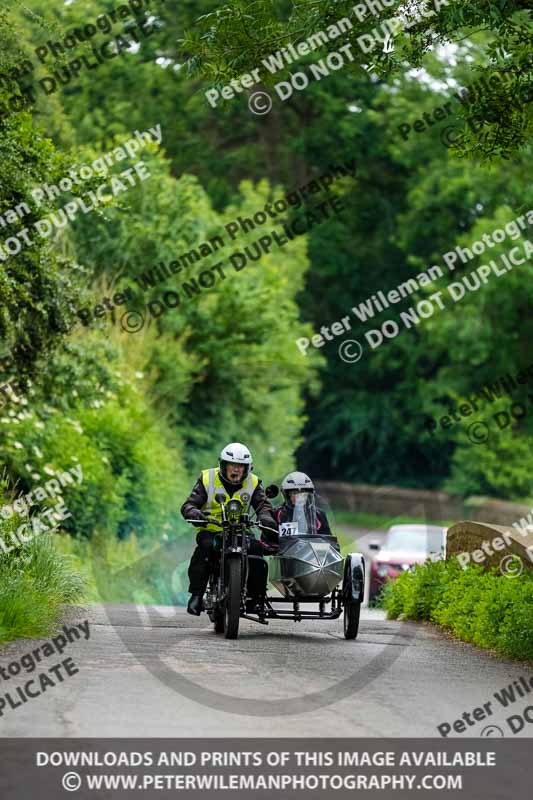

left=262, top=588, right=344, bottom=622
left=205, top=505, right=251, bottom=621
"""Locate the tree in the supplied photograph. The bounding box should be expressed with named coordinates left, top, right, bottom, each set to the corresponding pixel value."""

left=181, top=0, right=532, bottom=160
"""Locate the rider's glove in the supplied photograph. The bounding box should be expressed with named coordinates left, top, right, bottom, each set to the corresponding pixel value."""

left=261, top=539, right=279, bottom=553
left=188, top=511, right=209, bottom=527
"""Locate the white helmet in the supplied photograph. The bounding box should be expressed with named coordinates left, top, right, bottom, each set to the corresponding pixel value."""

left=219, top=442, right=252, bottom=482
left=281, top=471, right=314, bottom=502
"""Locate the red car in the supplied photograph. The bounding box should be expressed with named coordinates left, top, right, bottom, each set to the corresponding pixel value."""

left=369, top=524, right=447, bottom=600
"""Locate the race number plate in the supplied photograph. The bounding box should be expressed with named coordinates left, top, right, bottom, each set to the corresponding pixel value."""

left=279, top=522, right=298, bottom=537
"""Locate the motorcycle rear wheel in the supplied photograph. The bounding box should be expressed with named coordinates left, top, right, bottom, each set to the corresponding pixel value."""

left=224, top=559, right=242, bottom=639
left=214, top=609, right=224, bottom=634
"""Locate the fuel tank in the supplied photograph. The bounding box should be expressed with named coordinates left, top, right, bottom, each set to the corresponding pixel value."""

left=268, top=534, right=344, bottom=598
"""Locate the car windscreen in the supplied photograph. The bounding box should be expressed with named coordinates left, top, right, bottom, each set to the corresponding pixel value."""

left=386, top=529, right=444, bottom=553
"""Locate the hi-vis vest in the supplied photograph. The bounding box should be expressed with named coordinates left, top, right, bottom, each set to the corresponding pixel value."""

left=200, top=468, right=259, bottom=531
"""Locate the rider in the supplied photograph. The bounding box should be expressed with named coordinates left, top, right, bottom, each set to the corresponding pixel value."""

left=181, top=442, right=277, bottom=616
left=276, top=471, right=333, bottom=537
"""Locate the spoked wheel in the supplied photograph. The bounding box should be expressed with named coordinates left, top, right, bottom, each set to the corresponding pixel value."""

left=343, top=601, right=361, bottom=640
left=224, top=559, right=242, bottom=639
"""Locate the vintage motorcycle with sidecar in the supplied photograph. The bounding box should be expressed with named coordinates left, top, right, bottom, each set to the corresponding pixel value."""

left=187, top=485, right=365, bottom=640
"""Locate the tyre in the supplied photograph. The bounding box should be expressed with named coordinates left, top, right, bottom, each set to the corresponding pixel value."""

left=343, top=601, right=361, bottom=640
left=224, top=558, right=242, bottom=639
left=213, top=609, right=224, bottom=634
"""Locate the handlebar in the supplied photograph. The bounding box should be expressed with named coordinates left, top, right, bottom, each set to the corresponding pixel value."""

left=185, top=517, right=222, bottom=528
left=253, top=522, right=280, bottom=537
left=185, top=518, right=279, bottom=537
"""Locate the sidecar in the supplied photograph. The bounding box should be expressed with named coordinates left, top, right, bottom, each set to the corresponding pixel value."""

left=269, top=533, right=345, bottom=598
left=261, top=531, right=365, bottom=639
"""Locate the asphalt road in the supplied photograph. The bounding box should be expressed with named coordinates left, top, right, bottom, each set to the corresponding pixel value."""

left=1, top=601, right=532, bottom=739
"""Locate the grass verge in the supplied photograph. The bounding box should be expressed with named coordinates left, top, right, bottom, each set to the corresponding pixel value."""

left=0, top=534, right=85, bottom=645
left=383, top=559, right=533, bottom=661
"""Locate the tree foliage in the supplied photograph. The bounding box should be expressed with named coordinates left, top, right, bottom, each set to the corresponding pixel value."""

left=182, top=0, right=532, bottom=160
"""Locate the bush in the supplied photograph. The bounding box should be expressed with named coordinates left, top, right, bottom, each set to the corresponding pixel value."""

left=0, top=335, right=188, bottom=542
left=383, top=559, right=533, bottom=661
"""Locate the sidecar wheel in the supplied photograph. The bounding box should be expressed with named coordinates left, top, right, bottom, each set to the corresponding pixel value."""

left=343, top=601, right=361, bottom=640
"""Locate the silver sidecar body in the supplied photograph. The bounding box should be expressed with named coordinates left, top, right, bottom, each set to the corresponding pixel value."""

left=268, top=534, right=344, bottom=598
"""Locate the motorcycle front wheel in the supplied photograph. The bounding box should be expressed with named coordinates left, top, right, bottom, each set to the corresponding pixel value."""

left=224, top=558, right=242, bottom=639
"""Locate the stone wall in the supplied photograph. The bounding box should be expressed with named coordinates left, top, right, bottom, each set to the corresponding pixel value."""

left=317, top=481, right=531, bottom=527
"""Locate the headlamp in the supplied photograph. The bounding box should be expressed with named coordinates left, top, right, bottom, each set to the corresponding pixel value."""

left=226, top=498, right=242, bottom=520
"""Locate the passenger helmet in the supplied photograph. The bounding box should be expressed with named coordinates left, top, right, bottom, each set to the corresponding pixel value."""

left=219, top=442, right=252, bottom=482
left=281, top=471, right=314, bottom=503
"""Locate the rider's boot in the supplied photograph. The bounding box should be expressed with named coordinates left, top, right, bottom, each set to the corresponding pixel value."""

left=187, top=594, right=203, bottom=616
left=246, top=597, right=264, bottom=615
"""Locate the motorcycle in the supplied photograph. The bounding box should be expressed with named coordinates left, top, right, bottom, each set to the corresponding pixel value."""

left=188, top=486, right=365, bottom=641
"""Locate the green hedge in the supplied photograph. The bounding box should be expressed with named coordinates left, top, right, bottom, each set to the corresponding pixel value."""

left=383, top=559, right=533, bottom=662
